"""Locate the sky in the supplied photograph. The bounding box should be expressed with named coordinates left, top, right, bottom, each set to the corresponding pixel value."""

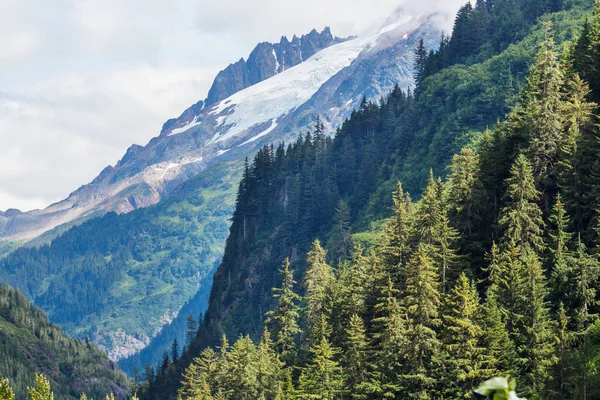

left=0, top=0, right=465, bottom=212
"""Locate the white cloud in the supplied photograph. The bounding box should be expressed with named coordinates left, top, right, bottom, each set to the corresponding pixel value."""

left=0, top=0, right=465, bottom=211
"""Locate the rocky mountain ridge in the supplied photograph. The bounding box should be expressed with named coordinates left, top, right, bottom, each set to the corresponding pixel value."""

left=0, top=10, right=439, bottom=244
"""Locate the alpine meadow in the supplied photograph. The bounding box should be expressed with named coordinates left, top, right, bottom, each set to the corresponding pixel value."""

left=3, top=0, right=600, bottom=399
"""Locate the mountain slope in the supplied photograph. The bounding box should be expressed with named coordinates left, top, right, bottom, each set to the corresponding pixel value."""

left=139, top=1, right=591, bottom=398
left=0, top=161, right=238, bottom=361
left=0, top=283, right=128, bottom=400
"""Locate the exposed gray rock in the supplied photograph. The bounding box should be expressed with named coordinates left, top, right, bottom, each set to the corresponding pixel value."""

left=205, top=27, right=341, bottom=105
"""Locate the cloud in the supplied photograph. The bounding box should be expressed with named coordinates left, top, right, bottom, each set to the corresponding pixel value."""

left=0, top=0, right=466, bottom=211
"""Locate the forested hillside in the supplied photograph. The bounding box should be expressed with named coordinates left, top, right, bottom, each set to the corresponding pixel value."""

left=0, top=284, right=128, bottom=399
left=0, top=161, right=238, bottom=361
left=138, top=0, right=600, bottom=398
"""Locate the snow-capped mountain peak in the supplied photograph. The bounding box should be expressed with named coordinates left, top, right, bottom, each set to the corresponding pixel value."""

left=0, top=9, right=441, bottom=243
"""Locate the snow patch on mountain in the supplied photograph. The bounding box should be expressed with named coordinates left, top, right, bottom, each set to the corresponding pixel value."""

left=207, top=10, right=414, bottom=145
left=168, top=118, right=202, bottom=136
left=239, top=119, right=279, bottom=147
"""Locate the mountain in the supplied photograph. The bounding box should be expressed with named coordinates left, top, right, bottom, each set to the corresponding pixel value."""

left=203, top=27, right=344, bottom=106
left=0, top=283, right=128, bottom=399
left=0, top=11, right=438, bottom=243
left=138, top=0, right=592, bottom=398
left=0, top=8, right=443, bottom=371
left=0, top=161, right=237, bottom=361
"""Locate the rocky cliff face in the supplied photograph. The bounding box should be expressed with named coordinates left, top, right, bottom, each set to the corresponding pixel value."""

left=205, top=27, right=341, bottom=105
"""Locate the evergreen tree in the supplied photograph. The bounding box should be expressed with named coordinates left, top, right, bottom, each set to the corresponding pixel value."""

left=417, top=171, right=442, bottom=248
left=569, top=19, right=594, bottom=86
left=417, top=173, right=461, bottom=293
left=401, top=245, right=442, bottom=399
left=442, top=273, right=492, bottom=398
left=224, top=336, right=260, bottom=399
left=549, top=303, right=577, bottom=400
left=172, top=338, right=180, bottom=364
left=256, top=329, right=285, bottom=399
left=28, top=375, right=53, bottom=400
left=447, top=148, right=485, bottom=249
left=186, top=314, right=198, bottom=347
left=327, top=201, right=352, bottom=266
left=144, top=362, right=155, bottom=384
left=266, top=259, right=302, bottom=359
left=298, top=337, right=344, bottom=400
left=0, top=379, right=14, bottom=400
left=303, top=241, right=335, bottom=345
left=369, top=278, right=408, bottom=398
left=491, top=243, right=526, bottom=352
left=178, top=348, right=220, bottom=399
left=482, top=287, right=517, bottom=377
left=558, top=75, right=597, bottom=234
left=414, top=38, right=428, bottom=90
left=484, top=242, right=506, bottom=288
left=341, top=314, right=369, bottom=399
left=436, top=210, right=463, bottom=294
left=548, top=194, right=573, bottom=304
left=523, top=23, right=564, bottom=193
left=569, top=235, right=600, bottom=398
left=381, top=182, right=415, bottom=285
left=518, top=246, right=556, bottom=397
left=498, top=154, right=546, bottom=254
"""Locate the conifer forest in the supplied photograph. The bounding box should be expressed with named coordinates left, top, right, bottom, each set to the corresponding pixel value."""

left=4, top=0, right=600, bottom=399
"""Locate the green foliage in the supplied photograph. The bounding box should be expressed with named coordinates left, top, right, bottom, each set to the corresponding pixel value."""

left=303, top=241, right=335, bottom=345
left=442, top=273, right=493, bottom=398
left=28, top=375, right=53, bottom=400
left=266, top=259, right=302, bottom=359
left=140, top=1, right=600, bottom=399
left=298, top=337, right=344, bottom=400
left=0, top=379, right=14, bottom=400
left=0, top=162, right=237, bottom=370
left=0, top=284, right=128, bottom=399
left=498, top=154, right=546, bottom=253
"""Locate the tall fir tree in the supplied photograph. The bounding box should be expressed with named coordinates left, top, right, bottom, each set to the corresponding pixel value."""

left=369, top=278, right=408, bottom=398
left=298, top=337, right=344, bottom=400
left=548, top=194, right=573, bottom=305
left=523, top=23, right=565, bottom=195
left=327, top=201, right=352, bottom=266
left=569, top=235, right=600, bottom=399
left=266, top=259, right=302, bottom=360
left=256, top=329, right=286, bottom=399
left=381, top=182, right=415, bottom=285
left=482, top=287, right=517, bottom=377
left=447, top=148, right=485, bottom=253
left=401, top=245, right=442, bottom=399
left=28, top=375, right=53, bottom=400
left=518, top=246, right=556, bottom=398
left=498, top=154, right=546, bottom=254
left=0, top=379, right=14, bottom=400
left=303, top=240, right=335, bottom=346
left=558, top=74, right=597, bottom=235
left=442, top=273, right=493, bottom=399
left=341, top=314, right=369, bottom=400
left=414, top=38, right=428, bottom=91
